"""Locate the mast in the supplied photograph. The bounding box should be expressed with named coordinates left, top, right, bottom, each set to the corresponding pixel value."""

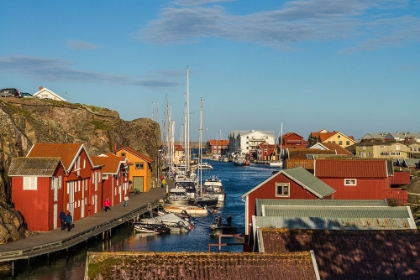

left=279, top=123, right=283, bottom=160
left=186, top=66, right=190, bottom=172
left=199, top=98, right=204, bottom=193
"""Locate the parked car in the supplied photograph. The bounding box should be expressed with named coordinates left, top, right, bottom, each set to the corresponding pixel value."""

left=20, top=92, right=33, bottom=98
left=0, top=88, right=22, bottom=98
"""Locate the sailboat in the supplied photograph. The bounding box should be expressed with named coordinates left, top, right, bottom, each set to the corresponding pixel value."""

left=269, top=123, right=283, bottom=168
left=193, top=98, right=218, bottom=208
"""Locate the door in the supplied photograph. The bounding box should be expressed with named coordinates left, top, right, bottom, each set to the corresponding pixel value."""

left=94, top=194, right=98, bottom=214
left=133, top=176, right=144, bottom=192
left=68, top=181, right=75, bottom=215
left=53, top=204, right=58, bottom=229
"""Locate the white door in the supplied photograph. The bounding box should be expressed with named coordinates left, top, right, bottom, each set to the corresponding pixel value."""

left=68, top=181, right=75, bottom=215
left=94, top=194, right=98, bottom=214
left=53, top=204, right=58, bottom=229
left=81, top=188, right=85, bottom=218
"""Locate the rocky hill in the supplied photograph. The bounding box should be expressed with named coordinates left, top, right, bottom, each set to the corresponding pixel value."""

left=0, top=97, right=161, bottom=243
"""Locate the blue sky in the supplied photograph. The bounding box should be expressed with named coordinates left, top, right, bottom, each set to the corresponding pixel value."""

left=1, top=0, right=419, bottom=142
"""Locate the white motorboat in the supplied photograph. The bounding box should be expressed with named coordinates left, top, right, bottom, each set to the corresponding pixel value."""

left=140, top=213, right=193, bottom=233
left=203, top=175, right=226, bottom=203
left=164, top=205, right=209, bottom=216
left=166, top=188, right=190, bottom=205
left=269, top=161, right=283, bottom=167
left=174, top=178, right=197, bottom=199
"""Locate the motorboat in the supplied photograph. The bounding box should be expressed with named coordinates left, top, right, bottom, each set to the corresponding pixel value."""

left=133, top=223, right=170, bottom=234
left=194, top=195, right=218, bottom=208
left=166, top=188, right=190, bottom=206
left=269, top=161, right=283, bottom=167
left=164, top=205, right=209, bottom=216
left=209, top=216, right=238, bottom=235
left=203, top=175, right=226, bottom=203
left=174, top=178, right=197, bottom=199
left=140, top=213, right=194, bottom=233
left=233, top=155, right=249, bottom=166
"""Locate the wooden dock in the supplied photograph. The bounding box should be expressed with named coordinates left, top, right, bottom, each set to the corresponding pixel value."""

left=0, top=187, right=167, bottom=266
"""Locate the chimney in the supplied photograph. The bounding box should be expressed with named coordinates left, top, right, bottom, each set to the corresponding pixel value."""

left=39, top=86, right=43, bottom=91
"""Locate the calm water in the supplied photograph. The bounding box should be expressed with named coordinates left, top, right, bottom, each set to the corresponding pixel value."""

left=6, top=161, right=277, bottom=279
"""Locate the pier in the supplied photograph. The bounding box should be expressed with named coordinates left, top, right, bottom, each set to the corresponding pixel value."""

left=0, top=187, right=166, bottom=274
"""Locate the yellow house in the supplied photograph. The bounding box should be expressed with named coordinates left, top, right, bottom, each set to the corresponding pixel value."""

left=174, top=144, right=184, bottom=165
left=115, top=146, right=154, bottom=192
left=309, top=130, right=355, bottom=149
left=355, top=142, right=409, bottom=159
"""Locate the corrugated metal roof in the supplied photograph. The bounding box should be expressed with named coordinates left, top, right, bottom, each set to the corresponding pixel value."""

left=255, top=199, right=388, bottom=216
left=8, top=157, right=62, bottom=176
left=282, top=167, right=336, bottom=198
left=261, top=205, right=412, bottom=219
left=254, top=216, right=413, bottom=230
left=315, top=159, right=388, bottom=178
left=241, top=166, right=335, bottom=199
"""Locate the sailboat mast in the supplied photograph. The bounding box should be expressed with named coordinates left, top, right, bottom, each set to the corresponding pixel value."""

left=199, top=98, right=204, bottom=192
left=186, top=66, right=190, bottom=172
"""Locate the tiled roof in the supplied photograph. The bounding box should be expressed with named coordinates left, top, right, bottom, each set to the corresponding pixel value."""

left=255, top=199, right=388, bottom=216
left=317, top=142, right=353, bottom=155
left=260, top=228, right=420, bottom=280
left=27, top=143, right=84, bottom=171
left=174, top=144, right=184, bottom=151
left=91, top=156, right=126, bottom=174
left=208, top=140, right=229, bottom=145
left=86, top=252, right=318, bottom=279
left=315, top=159, right=388, bottom=178
left=288, top=149, right=336, bottom=159
left=116, top=146, right=153, bottom=163
left=8, top=157, right=62, bottom=176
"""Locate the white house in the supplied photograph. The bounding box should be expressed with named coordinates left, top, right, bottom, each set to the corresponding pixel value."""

left=33, top=87, right=67, bottom=101
left=228, top=130, right=275, bottom=155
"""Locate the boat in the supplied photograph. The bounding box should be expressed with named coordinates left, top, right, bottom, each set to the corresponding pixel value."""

left=233, top=155, right=249, bottom=166
left=269, top=161, right=283, bottom=167
left=203, top=175, right=226, bottom=203
left=194, top=195, right=219, bottom=208
left=140, top=213, right=194, bottom=233
left=133, top=223, right=170, bottom=234
left=166, top=188, right=190, bottom=205
left=209, top=216, right=238, bottom=235
left=174, top=178, right=197, bottom=199
left=163, top=205, right=209, bottom=216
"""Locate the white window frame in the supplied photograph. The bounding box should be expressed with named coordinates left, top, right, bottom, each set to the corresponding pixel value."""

left=23, top=176, right=37, bottom=190
left=344, top=179, right=357, bottom=186
left=275, top=183, right=290, bottom=197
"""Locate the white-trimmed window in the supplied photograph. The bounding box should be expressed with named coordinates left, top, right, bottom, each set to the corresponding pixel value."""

left=344, top=179, right=357, bottom=186
left=275, top=183, right=290, bottom=197
left=135, top=163, right=144, bottom=170
left=23, top=177, right=37, bottom=190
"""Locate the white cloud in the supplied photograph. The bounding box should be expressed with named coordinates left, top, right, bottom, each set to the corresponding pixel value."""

left=0, top=56, right=180, bottom=89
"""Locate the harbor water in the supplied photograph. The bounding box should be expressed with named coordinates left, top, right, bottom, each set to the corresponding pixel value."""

left=7, top=161, right=277, bottom=279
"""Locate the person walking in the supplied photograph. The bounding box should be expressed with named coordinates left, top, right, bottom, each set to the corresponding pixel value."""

left=65, top=212, right=73, bottom=232
left=59, top=210, right=66, bottom=231
left=124, top=195, right=129, bottom=209
left=104, top=198, right=111, bottom=212
left=226, top=214, right=232, bottom=227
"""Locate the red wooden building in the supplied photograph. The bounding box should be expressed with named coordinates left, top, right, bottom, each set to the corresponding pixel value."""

left=280, top=132, right=308, bottom=150
left=241, top=167, right=335, bottom=238
left=26, top=143, right=102, bottom=225
left=314, top=159, right=407, bottom=204
left=206, top=140, right=229, bottom=156
left=9, top=157, right=67, bottom=231
left=91, top=154, right=129, bottom=207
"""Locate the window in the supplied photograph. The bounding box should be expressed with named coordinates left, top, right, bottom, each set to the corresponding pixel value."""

left=23, top=177, right=37, bottom=190
left=338, top=135, right=341, bottom=138
left=121, top=152, right=126, bottom=157
left=346, top=141, right=350, bottom=145
left=344, top=179, right=357, bottom=186
left=338, top=141, right=342, bottom=145
left=135, top=163, right=144, bottom=169
left=275, top=183, right=290, bottom=197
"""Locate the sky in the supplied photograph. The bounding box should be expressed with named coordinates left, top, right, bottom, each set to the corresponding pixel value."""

left=1, top=0, right=419, bottom=142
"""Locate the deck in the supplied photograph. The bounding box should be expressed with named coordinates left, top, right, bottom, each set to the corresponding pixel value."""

left=0, top=187, right=167, bottom=264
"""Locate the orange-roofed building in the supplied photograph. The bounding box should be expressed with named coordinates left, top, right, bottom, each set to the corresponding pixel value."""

left=91, top=155, right=129, bottom=207
left=308, top=129, right=355, bottom=149
left=115, top=147, right=153, bottom=192
left=174, top=144, right=184, bottom=164
left=206, top=139, right=229, bottom=156
left=26, top=143, right=102, bottom=220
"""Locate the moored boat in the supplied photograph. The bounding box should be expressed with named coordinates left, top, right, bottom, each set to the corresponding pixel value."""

left=166, top=188, right=190, bottom=206
left=203, top=175, right=226, bottom=203
left=133, top=223, right=170, bottom=234
left=140, top=213, right=194, bottom=233
left=164, top=205, right=209, bottom=216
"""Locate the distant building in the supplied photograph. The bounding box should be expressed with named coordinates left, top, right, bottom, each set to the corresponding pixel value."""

left=206, top=139, right=229, bottom=156
left=308, top=129, right=355, bottom=149
left=355, top=142, right=409, bottom=159
left=32, top=86, right=67, bottom=101
left=228, top=130, right=275, bottom=155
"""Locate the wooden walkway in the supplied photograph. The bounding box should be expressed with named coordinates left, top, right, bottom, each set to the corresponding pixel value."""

left=0, top=187, right=167, bottom=264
